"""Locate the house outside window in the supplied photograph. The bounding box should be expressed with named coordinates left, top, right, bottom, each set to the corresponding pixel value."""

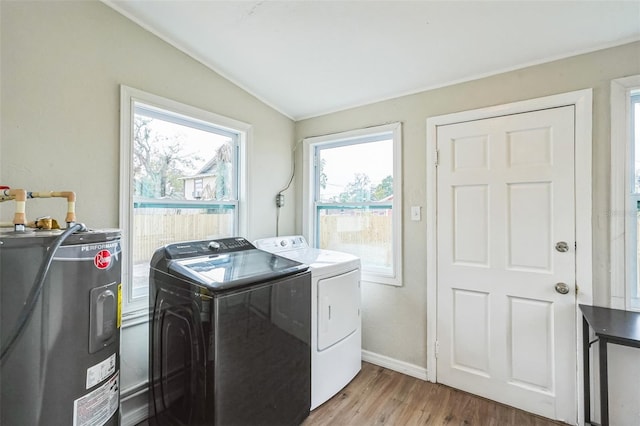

left=120, top=86, right=248, bottom=314
left=610, top=75, right=640, bottom=311
left=303, top=123, right=402, bottom=286
left=191, top=178, right=204, bottom=199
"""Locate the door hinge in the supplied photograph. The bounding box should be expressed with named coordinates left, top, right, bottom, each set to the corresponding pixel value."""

left=435, top=149, right=440, bottom=167
left=434, top=340, right=439, bottom=359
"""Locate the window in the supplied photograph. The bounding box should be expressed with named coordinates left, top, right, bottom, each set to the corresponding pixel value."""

left=303, top=123, right=402, bottom=286
left=628, top=93, right=640, bottom=310
left=611, top=75, right=640, bottom=311
left=120, top=86, right=248, bottom=314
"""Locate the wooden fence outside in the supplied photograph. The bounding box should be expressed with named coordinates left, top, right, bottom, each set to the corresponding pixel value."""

left=319, top=214, right=392, bottom=269
left=132, top=211, right=392, bottom=268
left=133, top=213, right=232, bottom=263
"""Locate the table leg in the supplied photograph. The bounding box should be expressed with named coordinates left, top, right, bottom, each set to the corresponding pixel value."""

left=599, top=338, right=609, bottom=426
left=583, top=316, right=591, bottom=424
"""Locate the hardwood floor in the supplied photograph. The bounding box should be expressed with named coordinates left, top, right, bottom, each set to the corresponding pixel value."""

left=302, top=362, right=565, bottom=426
left=138, top=362, right=566, bottom=425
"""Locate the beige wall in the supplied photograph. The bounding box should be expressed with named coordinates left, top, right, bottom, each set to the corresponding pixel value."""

left=295, top=41, right=640, bottom=410
left=0, top=0, right=296, bottom=239
left=1, top=2, right=296, bottom=424
left=3, top=0, right=640, bottom=423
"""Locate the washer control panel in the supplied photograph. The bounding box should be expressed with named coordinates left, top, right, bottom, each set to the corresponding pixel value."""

left=164, top=237, right=255, bottom=258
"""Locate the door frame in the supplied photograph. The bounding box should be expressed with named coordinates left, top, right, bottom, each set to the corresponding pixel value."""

left=425, top=89, right=593, bottom=425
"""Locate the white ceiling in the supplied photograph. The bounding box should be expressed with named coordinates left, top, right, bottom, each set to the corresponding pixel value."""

left=105, top=0, right=640, bottom=120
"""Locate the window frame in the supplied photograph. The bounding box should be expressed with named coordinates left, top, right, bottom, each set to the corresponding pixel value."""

left=610, top=75, right=640, bottom=311
left=302, top=122, right=403, bottom=286
left=119, top=85, right=249, bottom=316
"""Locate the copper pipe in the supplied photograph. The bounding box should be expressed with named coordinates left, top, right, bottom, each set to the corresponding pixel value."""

left=28, top=191, right=76, bottom=224
left=0, top=189, right=28, bottom=229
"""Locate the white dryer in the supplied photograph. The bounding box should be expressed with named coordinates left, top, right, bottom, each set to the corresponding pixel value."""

left=254, top=235, right=361, bottom=410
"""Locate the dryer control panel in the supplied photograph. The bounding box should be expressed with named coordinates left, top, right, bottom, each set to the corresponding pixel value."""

left=254, top=235, right=308, bottom=252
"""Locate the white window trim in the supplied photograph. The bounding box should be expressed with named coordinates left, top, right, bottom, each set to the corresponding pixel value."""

left=610, top=75, right=640, bottom=311
left=119, top=85, right=250, bottom=316
left=302, top=122, right=403, bottom=286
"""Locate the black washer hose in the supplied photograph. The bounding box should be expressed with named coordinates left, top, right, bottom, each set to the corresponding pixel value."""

left=0, top=223, right=86, bottom=362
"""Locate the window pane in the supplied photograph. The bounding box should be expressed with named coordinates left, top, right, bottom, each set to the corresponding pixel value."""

left=317, top=205, right=393, bottom=273
left=131, top=105, right=238, bottom=300
left=133, top=113, right=234, bottom=200
left=317, top=139, right=393, bottom=203
left=635, top=98, right=640, bottom=299
left=314, top=134, right=395, bottom=277
left=132, top=203, right=235, bottom=298
left=634, top=100, right=640, bottom=193
left=637, top=200, right=640, bottom=299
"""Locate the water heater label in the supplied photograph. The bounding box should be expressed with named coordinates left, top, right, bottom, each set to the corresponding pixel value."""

left=117, top=283, right=122, bottom=329
left=54, top=240, right=121, bottom=262
left=86, top=353, right=116, bottom=389
left=73, top=372, right=119, bottom=426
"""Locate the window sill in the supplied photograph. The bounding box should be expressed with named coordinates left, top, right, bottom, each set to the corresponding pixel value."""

left=362, top=273, right=402, bottom=287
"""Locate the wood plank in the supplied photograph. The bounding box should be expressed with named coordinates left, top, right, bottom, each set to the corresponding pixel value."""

left=303, top=362, right=567, bottom=426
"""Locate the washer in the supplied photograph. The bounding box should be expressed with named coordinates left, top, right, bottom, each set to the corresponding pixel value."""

left=254, top=235, right=361, bottom=410
left=149, top=237, right=312, bottom=425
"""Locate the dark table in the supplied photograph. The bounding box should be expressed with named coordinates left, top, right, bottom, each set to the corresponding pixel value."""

left=579, top=304, right=640, bottom=426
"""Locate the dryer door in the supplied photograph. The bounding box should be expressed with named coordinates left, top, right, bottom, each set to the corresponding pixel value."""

left=317, top=269, right=360, bottom=351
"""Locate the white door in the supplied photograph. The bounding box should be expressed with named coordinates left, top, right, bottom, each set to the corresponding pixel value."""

left=436, top=106, right=576, bottom=423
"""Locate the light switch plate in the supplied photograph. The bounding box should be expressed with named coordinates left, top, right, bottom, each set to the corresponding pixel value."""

left=411, top=206, right=421, bottom=221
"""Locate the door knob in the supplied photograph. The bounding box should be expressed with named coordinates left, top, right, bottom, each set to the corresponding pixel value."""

left=555, top=282, right=570, bottom=294
left=555, top=241, right=569, bottom=252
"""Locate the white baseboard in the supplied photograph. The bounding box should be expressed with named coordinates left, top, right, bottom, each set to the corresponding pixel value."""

left=121, top=407, right=147, bottom=426
left=361, top=350, right=428, bottom=381
left=120, top=391, right=149, bottom=426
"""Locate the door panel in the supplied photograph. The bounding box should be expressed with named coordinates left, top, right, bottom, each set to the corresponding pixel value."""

left=436, top=106, right=576, bottom=423
left=508, top=182, right=552, bottom=270
left=452, top=289, right=490, bottom=376
left=453, top=185, right=489, bottom=265
left=508, top=296, right=553, bottom=392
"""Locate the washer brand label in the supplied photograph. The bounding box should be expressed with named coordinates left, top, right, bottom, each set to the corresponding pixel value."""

left=94, top=250, right=112, bottom=270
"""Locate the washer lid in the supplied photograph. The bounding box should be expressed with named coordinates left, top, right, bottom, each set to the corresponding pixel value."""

left=165, top=249, right=308, bottom=291
left=151, top=238, right=309, bottom=291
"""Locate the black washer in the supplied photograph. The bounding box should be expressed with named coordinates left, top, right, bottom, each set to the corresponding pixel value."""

left=148, top=237, right=311, bottom=426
